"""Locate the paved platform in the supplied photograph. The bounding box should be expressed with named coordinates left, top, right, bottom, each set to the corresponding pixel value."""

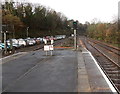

left=77, top=47, right=117, bottom=93
left=2, top=47, right=118, bottom=93
left=2, top=48, right=78, bottom=92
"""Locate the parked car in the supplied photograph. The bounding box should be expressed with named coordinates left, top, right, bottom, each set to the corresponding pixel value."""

left=7, top=39, right=20, bottom=49
left=0, top=42, right=16, bottom=55
left=25, top=38, right=36, bottom=46
left=36, top=37, right=43, bottom=44
left=0, top=42, right=10, bottom=50
left=17, top=38, right=27, bottom=47
left=55, top=35, right=66, bottom=40
left=35, top=38, right=41, bottom=44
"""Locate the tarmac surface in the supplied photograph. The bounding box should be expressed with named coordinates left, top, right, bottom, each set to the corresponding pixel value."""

left=2, top=49, right=78, bottom=92
left=2, top=46, right=117, bottom=93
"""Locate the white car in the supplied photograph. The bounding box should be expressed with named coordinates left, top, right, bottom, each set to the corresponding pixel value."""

left=28, top=39, right=36, bottom=45
left=17, top=39, right=27, bottom=47
left=26, top=38, right=36, bottom=46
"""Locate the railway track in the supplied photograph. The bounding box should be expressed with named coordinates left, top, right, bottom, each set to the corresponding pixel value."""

left=87, top=39, right=120, bottom=67
left=80, top=36, right=120, bottom=93
left=88, top=39, right=120, bottom=56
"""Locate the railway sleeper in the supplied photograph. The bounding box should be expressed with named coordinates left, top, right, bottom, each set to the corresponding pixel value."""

left=103, top=65, right=116, bottom=67
left=108, top=73, right=120, bottom=76
left=108, top=74, right=120, bottom=79
left=112, top=79, right=120, bottom=84
left=104, top=67, right=118, bottom=70
left=115, top=84, right=120, bottom=90
left=106, top=70, right=120, bottom=74
left=100, top=62, right=113, bottom=65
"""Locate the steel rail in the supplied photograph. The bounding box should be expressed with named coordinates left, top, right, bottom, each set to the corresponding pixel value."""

left=86, top=40, right=120, bottom=93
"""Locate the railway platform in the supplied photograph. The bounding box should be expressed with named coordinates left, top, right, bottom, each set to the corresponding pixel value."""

left=77, top=46, right=117, bottom=93
left=1, top=44, right=118, bottom=93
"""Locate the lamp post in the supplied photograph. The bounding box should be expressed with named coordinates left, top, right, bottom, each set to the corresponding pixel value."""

left=2, top=25, right=8, bottom=54
left=4, top=31, right=7, bottom=54
left=12, top=25, right=15, bottom=38
left=27, top=27, right=29, bottom=38
left=1, top=30, right=8, bottom=54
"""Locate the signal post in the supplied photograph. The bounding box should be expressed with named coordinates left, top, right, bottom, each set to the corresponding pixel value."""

left=73, top=21, right=78, bottom=50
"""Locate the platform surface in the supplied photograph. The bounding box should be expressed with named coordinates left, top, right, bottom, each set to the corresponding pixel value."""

left=78, top=47, right=117, bottom=93
left=2, top=47, right=117, bottom=93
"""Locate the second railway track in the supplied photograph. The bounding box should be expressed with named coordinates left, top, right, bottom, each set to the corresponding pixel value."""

left=88, top=39, right=120, bottom=56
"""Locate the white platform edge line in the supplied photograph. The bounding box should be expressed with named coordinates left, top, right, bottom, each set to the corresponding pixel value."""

left=84, top=48, right=117, bottom=92
left=88, top=51, right=117, bottom=93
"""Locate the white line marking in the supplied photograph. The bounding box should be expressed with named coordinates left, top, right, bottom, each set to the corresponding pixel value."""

left=88, top=51, right=117, bottom=92
left=84, top=48, right=89, bottom=51
left=82, top=52, right=89, bottom=54
left=2, top=59, right=39, bottom=92
left=0, top=52, right=27, bottom=61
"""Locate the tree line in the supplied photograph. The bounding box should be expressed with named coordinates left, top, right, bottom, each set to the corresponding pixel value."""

left=2, top=2, right=72, bottom=38
left=2, top=1, right=119, bottom=46
left=86, top=21, right=120, bottom=46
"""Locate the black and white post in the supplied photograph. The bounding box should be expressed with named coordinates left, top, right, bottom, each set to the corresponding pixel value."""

left=50, top=38, right=54, bottom=56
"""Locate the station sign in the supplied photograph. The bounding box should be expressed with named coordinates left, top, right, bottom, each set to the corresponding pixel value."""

left=44, top=45, right=50, bottom=51
left=49, top=45, right=54, bottom=50
left=44, top=45, right=54, bottom=51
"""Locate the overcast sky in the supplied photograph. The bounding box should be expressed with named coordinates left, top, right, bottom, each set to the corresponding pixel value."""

left=15, top=0, right=120, bottom=23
